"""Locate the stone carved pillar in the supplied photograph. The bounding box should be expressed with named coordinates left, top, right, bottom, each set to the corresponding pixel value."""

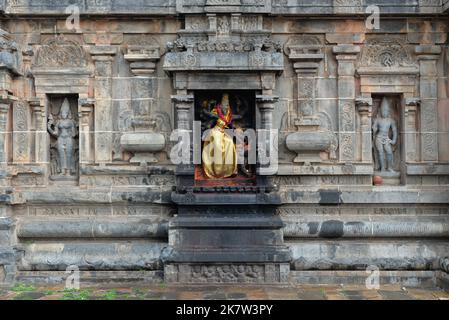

left=90, top=46, right=116, bottom=164
left=404, top=97, right=420, bottom=162
left=28, top=98, right=46, bottom=164
left=333, top=45, right=360, bottom=162
left=0, top=102, right=11, bottom=164
left=355, top=97, right=373, bottom=163
left=172, top=94, right=194, bottom=131
left=171, top=94, right=194, bottom=165
left=256, top=95, right=277, bottom=131
left=415, top=45, right=441, bottom=162
left=78, top=98, right=95, bottom=164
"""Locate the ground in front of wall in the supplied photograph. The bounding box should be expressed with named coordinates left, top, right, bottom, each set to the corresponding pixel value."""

left=1, top=284, right=449, bottom=300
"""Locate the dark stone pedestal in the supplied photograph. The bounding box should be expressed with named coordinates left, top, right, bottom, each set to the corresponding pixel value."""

left=164, top=203, right=291, bottom=284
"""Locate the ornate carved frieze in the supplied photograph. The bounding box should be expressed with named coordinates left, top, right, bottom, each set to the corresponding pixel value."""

left=164, top=36, right=283, bottom=72
left=165, top=263, right=289, bottom=283
left=358, top=37, right=417, bottom=74
left=34, top=36, right=87, bottom=69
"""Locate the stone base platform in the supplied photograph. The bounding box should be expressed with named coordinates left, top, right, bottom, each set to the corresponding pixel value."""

left=4, top=270, right=448, bottom=291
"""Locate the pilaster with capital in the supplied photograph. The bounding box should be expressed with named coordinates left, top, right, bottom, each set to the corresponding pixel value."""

left=415, top=45, right=441, bottom=162
left=355, top=97, right=373, bottom=163
left=90, top=46, right=116, bottom=164
left=333, top=44, right=360, bottom=162
left=78, top=98, right=95, bottom=164
left=28, top=98, right=46, bottom=164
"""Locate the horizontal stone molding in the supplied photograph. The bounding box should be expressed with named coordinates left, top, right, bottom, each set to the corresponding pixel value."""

left=16, top=218, right=168, bottom=239
left=282, top=215, right=449, bottom=239
left=18, top=189, right=172, bottom=205
left=17, top=242, right=166, bottom=271
left=2, top=1, right=447, bottom=15
left=277, top=164, right=373, bottom=175
left=280, top=189, right=449, bottom=204
left=14, top=270, right=164, bottom=286
left=290, top=270, right=436, bottom=288
left=406, top=164, right=449, bottom=175
left=288, top=240, right=449, bottom=270
left=164, top=51, right=284, bottom=73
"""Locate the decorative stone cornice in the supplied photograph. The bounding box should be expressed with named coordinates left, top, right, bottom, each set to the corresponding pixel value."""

left=124, top=45, right=160, bottom=76
left=355, top=97, right=373, bottom=116
left=415, top=45, right=442, bottom=60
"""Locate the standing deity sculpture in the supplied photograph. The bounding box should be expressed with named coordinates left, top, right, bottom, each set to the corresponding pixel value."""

left=202, top=93, right=238, bottom=179
left=372, top=97, right=398, bottom=173
left=47, top=98, right=78, bottom=176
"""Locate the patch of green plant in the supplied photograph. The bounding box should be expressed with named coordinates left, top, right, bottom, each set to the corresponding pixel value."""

left=11, top=283, right=35, bottom=292
left=102, top=290, right=117, bottom=300
left=43, top=290, right=55, bottom=295
left=320, top=289, right=327, bottom=299
left=61, top=289, right=91, bottom=300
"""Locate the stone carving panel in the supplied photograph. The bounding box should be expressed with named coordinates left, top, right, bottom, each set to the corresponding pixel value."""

left=12, top=101, right=30, bottom=163
left=359, top=37, right=414, bottom=69
left=35, top=36, right=87, bottom=69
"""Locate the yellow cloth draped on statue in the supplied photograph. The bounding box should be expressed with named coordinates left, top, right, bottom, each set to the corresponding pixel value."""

left=202, top=101, right=238, bottom=179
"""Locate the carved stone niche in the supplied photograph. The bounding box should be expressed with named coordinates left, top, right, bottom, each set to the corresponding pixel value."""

left=371, top=95, right=402, bottom=185
left=47, top=95, right=79, bottom=183
left=356, top=36, right=423, bottom=185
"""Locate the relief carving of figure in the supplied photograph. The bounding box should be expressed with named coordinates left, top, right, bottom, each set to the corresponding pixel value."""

left=47, top=98, right=78, bottom=176
left=372, top=97, right=398, bottom=173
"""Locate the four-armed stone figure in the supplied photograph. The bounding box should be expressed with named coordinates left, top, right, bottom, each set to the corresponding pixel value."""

left=372, top=97, right=398, bottom=173
left=47, top=98, right=77, bottom=176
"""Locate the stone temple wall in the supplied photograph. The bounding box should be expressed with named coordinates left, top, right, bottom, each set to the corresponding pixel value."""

left=0, top=0, right=449, bottom=285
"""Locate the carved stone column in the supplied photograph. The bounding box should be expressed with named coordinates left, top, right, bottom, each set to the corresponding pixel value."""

left=0, top=102, right=11, bottom=164
left=172, top=94, right=194, bottom=131
left=256, top=95, right=277, bottom=131
left=415, top=45, right=441, bottom=162
left=90, top=46, right=116, bottom=164
left=333, top=45, right=360, bottom=162
left=355, top=97, right=373, bottom=163
left=28, top=98, right=46, bottom=164
left=78, top=98, right=95, bottom=164
left=403, top=97, right=420, bottom=163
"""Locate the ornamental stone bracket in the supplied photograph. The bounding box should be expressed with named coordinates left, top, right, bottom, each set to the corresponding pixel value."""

left=124, top=45, right=160, bottom=76
left=284, top=38, right=336, bottom=164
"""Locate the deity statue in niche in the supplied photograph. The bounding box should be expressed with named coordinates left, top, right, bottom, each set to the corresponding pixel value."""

left=372, top=97, right=398, bottom=173
left=202, top=93, right=238, bottom=179
left=47, top=98, right=78, bottom=177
